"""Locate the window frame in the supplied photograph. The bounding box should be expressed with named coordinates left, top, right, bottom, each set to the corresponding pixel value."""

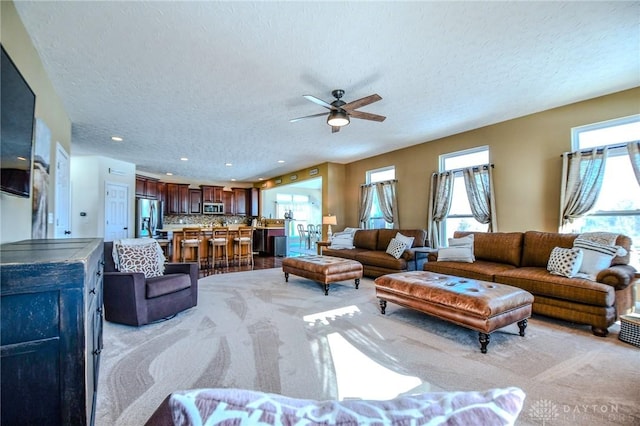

left=439, top=146, right=490, bottom=241
left=365, top=165, right=395, bottom=229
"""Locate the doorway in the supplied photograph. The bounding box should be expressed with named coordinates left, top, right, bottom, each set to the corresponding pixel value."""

left=54, top=143, right=71, bottom=238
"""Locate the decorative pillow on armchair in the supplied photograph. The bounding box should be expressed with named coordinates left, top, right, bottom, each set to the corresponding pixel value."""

left=115, top=240, right=165, bottom=278
left=167, top=387, right=526, bottom=426
left=386, top=238, right=407, bottom=259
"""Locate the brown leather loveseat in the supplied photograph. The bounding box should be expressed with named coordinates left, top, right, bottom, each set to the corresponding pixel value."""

left=323, top=229, right=428, bottom=278
left=424, top=231, right=637, bottom=336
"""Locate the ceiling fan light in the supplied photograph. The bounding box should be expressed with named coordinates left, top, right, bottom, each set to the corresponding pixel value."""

left=327, top=110, right=350, bottom=127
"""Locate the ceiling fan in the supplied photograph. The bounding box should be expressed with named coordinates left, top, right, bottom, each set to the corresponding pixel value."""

left=290, top=89, right=386, bottom=133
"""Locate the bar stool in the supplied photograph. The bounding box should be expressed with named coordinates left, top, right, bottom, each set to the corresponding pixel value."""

left=209, top=227, right=229, bottom=270
left=180, top=227, right=203, bottom=270
left=233, top=227, right=253, bottom=266
left=154, top=238, right=170, bottom=261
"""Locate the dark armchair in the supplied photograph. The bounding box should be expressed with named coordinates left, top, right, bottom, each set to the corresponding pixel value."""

left=103, top=241, right=198, bottom=326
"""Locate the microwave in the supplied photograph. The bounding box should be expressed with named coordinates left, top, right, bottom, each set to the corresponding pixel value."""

left=203, top=202, right=224, bottom=214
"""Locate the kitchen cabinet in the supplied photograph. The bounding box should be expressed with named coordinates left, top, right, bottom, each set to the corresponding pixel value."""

left=135, top=175, right=158, bottom=199
left=201, top=185, right=224, bottom=203
left=0, top=238, right=104, bottom=426
left=254, top=227, right=285, bottom=255
left=232, top=188, right=247, bottom=216
left=166, top=183, right=190, bottom=214
left=223, top=190, right=234, bottom=215
left=189, top=189, right=202, bottom=214
left=157, top=182, right=167, bottom=214
left=249, top=188, right=260, bottom=216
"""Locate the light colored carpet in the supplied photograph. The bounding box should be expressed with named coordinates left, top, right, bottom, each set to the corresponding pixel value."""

left=95, top=268, right=640, bottom=426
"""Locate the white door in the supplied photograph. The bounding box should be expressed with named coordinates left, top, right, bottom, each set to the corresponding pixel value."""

left=54, top=143, right=71, bottom=238
left=105, top=182, right=129, bottom=241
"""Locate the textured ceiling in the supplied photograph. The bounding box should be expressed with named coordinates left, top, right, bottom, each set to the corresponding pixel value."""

left=14, top=1, right=640, bottom=184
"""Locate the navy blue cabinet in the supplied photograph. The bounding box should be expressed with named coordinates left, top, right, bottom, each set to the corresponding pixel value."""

left=1, top=238, right=104, bottom=426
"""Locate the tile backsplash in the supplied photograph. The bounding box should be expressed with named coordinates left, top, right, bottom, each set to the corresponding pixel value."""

left=164, top=214, right=252, bottom=227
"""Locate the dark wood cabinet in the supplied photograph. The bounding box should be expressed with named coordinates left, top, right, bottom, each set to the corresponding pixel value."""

left=135, top=175, right=158, bottom=199
left=232, top=188, right=247, bottom=216
left=250, top=188, right=260, bottom=216
left=201, top=185, right=223, bottom=203
left=0, top=238, right=104, bottom=426
left=223, top=190, right=234, bottom=215
left=166, top=183, right=190, bottom=214
left=157, top=182, right=167, bottom=214
left=189, top=189, right=202, bottom=214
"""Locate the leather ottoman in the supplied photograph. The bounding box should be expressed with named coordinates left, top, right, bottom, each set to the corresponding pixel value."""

left=374, top=271, right=534, bottom=353
left=282, top=255, right=363, bottom=295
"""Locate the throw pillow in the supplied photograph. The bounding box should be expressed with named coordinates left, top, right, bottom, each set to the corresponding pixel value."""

left=168, top=387, right=526, bottom=426
left=386, top=238, right=407, bottom=259
left=573, top=239, right=618, bottom=278
left=395, top=232, right=415, bottom=248
left=448, top=234, right=475, bottom=261
left=116, top=241, right=165, bottom=278
left=547, top=247, right=583, bottom=278
left=436, top=246, right=474, bottom=263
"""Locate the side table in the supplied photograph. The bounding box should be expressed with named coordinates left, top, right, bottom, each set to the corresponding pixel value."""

left=413, top=247, right=438, bottom=270
left=316, top=241, right=331, bottom=255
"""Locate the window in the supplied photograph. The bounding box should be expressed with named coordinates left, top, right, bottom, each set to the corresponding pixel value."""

left=569, top=115, right=640, bottom=269
left=366, top=166, right=395, bottom=229
left=276, top=193, right=311, bottom=234
left=440, top=146, right=490, bottom=242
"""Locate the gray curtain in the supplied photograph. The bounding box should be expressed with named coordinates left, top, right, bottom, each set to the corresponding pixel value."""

left=375, top=180, right=399, bottom=228
left=560, top=147, right=608, bottom=228
left=628, top=141, right=640, bottom=187
left=462, top=165, right=497, bottom=232
left=427, top=171, right=453, bottom=248
left=358, top=185, right=375, bottom=228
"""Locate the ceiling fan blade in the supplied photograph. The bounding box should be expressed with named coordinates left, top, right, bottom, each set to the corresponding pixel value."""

left=290, top=112, right=328, bottom=123
left=331, top=126, right=341, bottom=133
left=348, top=110, right=386, bottom=122
left=303, top=95, right=334, bottom=110
left=342, top=94, right=382, bottom=111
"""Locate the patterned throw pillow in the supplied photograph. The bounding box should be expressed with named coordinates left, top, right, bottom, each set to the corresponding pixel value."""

left=116, top=242, right=165, bottom=278
left=573, top=239, right=619, bottom=278
left=386, top=238, right=407, bottom=259
left=395, top=232, right=415, bottom=248
left=167, top=387, right=526, bottom=425
left=547, top=247, right=583, bottom=278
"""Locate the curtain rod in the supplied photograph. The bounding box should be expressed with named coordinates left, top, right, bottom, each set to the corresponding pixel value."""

left=561, top=142, right=635, bottom=158
left=432, top=163, right=494, bottom=177
left=360, top=179, right=397, bottom=188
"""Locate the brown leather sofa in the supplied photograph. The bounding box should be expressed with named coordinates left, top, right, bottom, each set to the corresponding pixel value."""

left=103, top=241, right=198, bottom=326
left=322, top=229, right=428, bottom=278
left=424, top=231, right=637, bottom=336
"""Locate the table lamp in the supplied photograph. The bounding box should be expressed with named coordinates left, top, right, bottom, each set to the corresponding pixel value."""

left=322, top=215, right=337, bottom=240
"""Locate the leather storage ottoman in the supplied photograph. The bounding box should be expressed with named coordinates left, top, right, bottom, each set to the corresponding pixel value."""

left=375, top=271, right=534, bottom=353
left=282, top=255, right=363, bottom=295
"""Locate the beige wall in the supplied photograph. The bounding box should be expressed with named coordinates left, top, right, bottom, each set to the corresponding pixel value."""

left=343, top=87, right=640, bottom=232
left=1, top=1, right=72, bottom=243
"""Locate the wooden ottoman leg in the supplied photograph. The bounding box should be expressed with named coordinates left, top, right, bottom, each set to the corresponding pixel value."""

left=379, top=299, right=387, bottom=314
left=479, top=332, right=490, bottom=354
left=324, top=283, right=329, bottom=296
left=284, top=272, right=289, bottom=282
left=517, top=319, right=527, bottom=336
left=355, top=278, right=360, bottom=289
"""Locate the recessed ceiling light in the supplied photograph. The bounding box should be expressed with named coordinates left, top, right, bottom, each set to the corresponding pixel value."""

left=225, top=163, right=232, bottom=167
left=111, top=136, right=123, bottom=142
left=258, top=177, right=264, bottom=181
left=231, top=178, right=236, bottom=181
left=277, top=160, right=285, bottom=163
left=166, top=172, right=173, bottom=176
left=180, top=157, right=188, bottom=161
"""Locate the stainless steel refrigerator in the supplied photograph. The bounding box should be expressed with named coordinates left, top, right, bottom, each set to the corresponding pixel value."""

left=136, top=198, right=163, bottom=238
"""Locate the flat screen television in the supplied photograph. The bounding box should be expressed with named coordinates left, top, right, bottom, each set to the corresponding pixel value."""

left=1, top=44, right=36, bottom=198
